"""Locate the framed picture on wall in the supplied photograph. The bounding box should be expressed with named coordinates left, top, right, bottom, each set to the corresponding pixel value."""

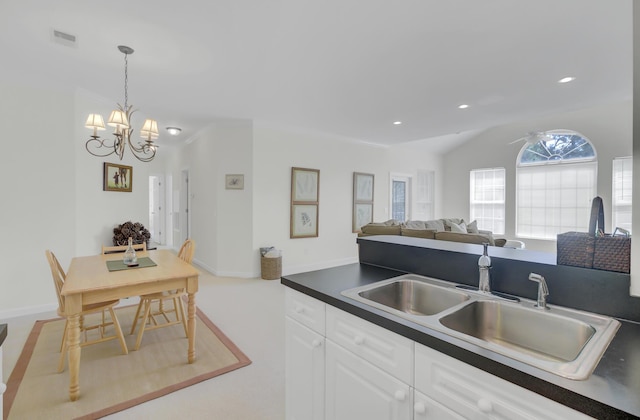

left=103, top=162, right=133, bottom=192
left=225, top=174, right=245, bottom=190
left=353, top=172, right=374, bottom=232
left=291, top=204, right=318, bottom=238
left=291, top=167, right=320, bottom=238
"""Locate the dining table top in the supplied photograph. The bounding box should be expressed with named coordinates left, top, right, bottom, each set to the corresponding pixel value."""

left=62, top=249, right=200, bottom=296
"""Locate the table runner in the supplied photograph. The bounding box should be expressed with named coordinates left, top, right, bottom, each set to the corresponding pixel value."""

left=106, top=256, right=157, bottom=271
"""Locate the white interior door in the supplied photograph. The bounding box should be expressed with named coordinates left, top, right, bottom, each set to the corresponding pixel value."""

left=148, top=175, right=165, bottom=245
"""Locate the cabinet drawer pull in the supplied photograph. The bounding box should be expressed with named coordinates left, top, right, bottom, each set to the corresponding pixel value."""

left=294, top=306, right=304, bottom=314
left=414, top=402, right=426, bottom=414
left=394, top=390, right=406, bottom=401
left=477, top=398, right=493, bottom=413
left=354, top=335, right=365, bottom=345
left=311, top=339, right=322, bottom=348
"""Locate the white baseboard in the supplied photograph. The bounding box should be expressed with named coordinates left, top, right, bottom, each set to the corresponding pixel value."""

left=0, top=302, right=58, bottom=320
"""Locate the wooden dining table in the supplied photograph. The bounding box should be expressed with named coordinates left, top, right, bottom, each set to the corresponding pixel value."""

left=62, top=249, right=200, bottom=401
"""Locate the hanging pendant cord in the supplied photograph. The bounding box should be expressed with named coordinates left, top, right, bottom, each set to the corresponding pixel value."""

left=124, top=52, right=129, bottom=110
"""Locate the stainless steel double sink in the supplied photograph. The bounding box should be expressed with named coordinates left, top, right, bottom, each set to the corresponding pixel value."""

left=341, top=274, right=620, bottom=380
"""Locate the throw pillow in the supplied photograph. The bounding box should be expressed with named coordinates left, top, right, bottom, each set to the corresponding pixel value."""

left=442, top=218, right=464, bottom=231
left=467, top=220, right=479, bottom=233
left=449, top=221, right=467, bottom=233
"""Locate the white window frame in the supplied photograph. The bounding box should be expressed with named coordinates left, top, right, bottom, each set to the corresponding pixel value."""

left=612, top=156, right=633, bottom=234
left=470, top=168, right=505, bottom=234
left=515, top=130, right=597, bottom=240
left=389, top=173, right=412, bottom=222
left=415, top=170, right=435, bottom=221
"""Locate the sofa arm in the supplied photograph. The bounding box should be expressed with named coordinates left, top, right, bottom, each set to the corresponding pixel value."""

left=360, top=223, right=402, bottom=236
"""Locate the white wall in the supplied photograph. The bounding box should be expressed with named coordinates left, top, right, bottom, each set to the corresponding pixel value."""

left=442, top=101, right=632, bottom=252
left=1, top=82, right=76, bottom=315
left=252, top=124, right=443, bottom=276
left=163, top=120, right=254, bottom=277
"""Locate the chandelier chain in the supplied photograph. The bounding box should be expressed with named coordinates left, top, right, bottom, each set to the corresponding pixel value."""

left=124, top=52, right=129, bottom=110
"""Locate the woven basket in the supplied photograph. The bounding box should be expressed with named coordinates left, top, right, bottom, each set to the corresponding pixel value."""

left=557, top=232, right=595, bottom=269
left=593, top=235, right=631, bottom=273
left=261, top=256, right=282, bottom=280
left=557, top=197, right=630, bottom=273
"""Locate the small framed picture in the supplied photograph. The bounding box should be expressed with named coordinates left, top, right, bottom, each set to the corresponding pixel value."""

left=103, top=162, right=133, bottom=192
left=291, top=204, right=318, bottom=238
left=291, top=167, right=320, bottom=202
left=225, top=174, right=244, bottom=190
left=354, top=203, right=373, bottom=233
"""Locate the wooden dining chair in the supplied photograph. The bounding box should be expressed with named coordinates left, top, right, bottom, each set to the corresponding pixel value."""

left=101, top=241, right=147, bottom=254
left=45, top=250, right=129, bottom=372
left=130, top=239, right=196, bottom=350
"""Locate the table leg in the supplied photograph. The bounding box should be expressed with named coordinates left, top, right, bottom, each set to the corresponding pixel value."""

left=187, top=292, right=196, bottom=363
left=67, top=313, right=81, bottom=401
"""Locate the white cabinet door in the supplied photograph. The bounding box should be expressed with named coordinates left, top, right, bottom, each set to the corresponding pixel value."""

left=413, top=389, right=465, bottom=420
left=326, top=340, right=412, bottom=420
left=285, top=317, right=325, bottom=420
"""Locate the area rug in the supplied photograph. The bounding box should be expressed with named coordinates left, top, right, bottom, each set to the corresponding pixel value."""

left=3, top=304, right=251, bottom=420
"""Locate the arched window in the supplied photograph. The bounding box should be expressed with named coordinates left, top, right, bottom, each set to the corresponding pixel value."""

left=516, top=130, right=597, bottom=240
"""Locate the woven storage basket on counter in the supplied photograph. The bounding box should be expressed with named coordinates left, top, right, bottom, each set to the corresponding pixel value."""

left=261, top=256, right=282, bottom=280
left=556, top=196, right=631, bottom=273
left=593, top=235, right=631, bottom=273
left=557, top=232, right=595, bottom=269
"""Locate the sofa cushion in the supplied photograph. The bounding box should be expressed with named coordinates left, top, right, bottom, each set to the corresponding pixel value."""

left=424, top=219, right=445, bottom=232
left=401, top=227, right=436, bottom=239
left=466, top=220, right=479, bottom=233
left=404, top=220, right=426, bottom=229
left=435, top=231, right=495, bottom=246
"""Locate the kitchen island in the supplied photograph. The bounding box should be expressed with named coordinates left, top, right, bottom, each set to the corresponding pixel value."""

left=281, top=236, right=640, bottom=419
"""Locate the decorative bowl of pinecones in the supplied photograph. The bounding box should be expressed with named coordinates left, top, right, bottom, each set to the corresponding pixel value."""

left=112, top=221, right=151, bottom=246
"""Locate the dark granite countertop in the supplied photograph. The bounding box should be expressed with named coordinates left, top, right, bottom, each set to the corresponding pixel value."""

left=282, top=263, right=640, bottom=419
left=0, top=324, right=6, bottom=347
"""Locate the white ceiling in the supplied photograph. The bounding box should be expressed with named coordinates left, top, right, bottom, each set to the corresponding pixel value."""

left=0, top=0, right=632, bottom=153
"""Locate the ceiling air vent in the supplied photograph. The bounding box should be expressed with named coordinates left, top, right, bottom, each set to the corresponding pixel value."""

left=52, top=29, right=77, bottom=47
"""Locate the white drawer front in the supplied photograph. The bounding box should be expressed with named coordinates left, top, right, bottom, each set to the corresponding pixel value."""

left=285, top=288, right=326, bottom=335
left=326, top=305, right=413, bottom=385
left=414, top=389, right=465, bottom=420
left=415, top=343, right=593, bottom=420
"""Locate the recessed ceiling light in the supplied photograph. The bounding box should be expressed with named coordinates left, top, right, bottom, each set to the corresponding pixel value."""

left=393, top=121, right=402, bottom=125
left=558, top=76, right=576, bottom=84
left=458, top=104, right=469, bottom=109
left=166, top=127, right=182, bottom=136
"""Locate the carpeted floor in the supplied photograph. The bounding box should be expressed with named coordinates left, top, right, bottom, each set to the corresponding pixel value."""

left=3, top=304, right=251, bottom=420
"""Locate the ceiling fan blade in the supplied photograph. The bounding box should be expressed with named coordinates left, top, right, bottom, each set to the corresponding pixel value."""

left=508, top=131, right=548, bottom=145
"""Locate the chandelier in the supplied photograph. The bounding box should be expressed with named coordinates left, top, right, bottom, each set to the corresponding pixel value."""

left=84, top=45, right=158, bottom=162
